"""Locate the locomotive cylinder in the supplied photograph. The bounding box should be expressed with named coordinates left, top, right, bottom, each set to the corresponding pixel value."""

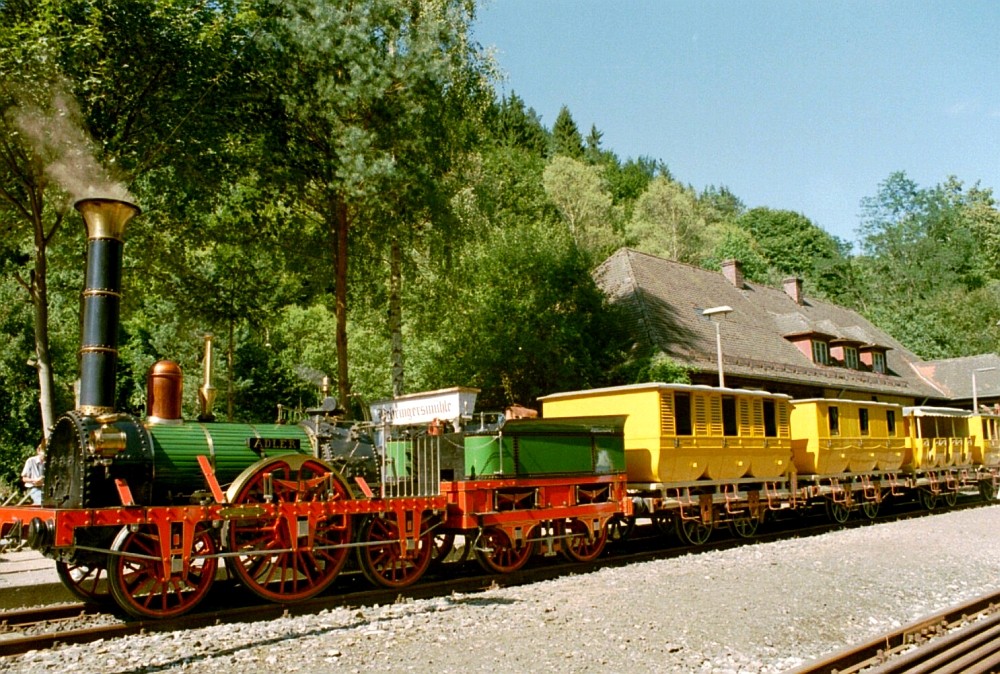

left=74, top=198, right=142, bottom=415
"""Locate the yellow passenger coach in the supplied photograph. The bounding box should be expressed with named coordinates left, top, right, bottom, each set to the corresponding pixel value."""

left=538, top=383, right=792, bottom=484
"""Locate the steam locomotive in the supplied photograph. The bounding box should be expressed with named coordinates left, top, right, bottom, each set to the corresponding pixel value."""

left=0, top=197, right=630, bottom=618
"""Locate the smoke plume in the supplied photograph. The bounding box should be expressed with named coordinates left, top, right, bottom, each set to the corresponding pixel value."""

left=13, top=85, right=133, bottom=203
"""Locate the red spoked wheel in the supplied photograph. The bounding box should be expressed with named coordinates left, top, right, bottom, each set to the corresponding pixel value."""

left=356, top=514, right=433, bottom=588
left=56, top=560, right=110, bottom=604
left=474, top=526, right=535, bottom=574
left=107, top=523, right=218, bottom=619
left=560, top=519, right=608, bottom=563
left=225, top=455, right=353, bottom=603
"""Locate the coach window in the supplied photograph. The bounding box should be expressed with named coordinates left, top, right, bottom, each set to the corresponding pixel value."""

left=763, top=399, right=778, bottom=437
left=859, top=408, right=870, bottom=435
left=828, top=406, right=840, bottom=436
left=886, top=409, right=896, bottom=435
left=674, top=392, right=693, bottom=436
left=722, top=396, right=738, bottom=436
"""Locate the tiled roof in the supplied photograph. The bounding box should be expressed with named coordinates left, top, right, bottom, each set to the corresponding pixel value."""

left=596, top=248, right=944, bottom=399
left=915, top=354, right=1000, bottom=400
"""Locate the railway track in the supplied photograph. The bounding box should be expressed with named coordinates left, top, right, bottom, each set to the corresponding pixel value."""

left=790, top=590, right=1000, bottom=673
left=0, top=498, right=990, bottom=659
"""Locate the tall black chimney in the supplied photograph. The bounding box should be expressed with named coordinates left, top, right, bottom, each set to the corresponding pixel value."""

left=74, top=198, right=141, bottom=415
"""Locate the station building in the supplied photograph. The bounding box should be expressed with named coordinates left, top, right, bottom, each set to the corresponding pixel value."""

left=597, top=248, right=1000, bottom=411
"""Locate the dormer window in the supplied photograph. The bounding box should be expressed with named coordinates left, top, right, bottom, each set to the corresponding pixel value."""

left=844, top=346, right=859, bottom=369
left=811, top=340, right=829, bottom=365
left=872, top=351, right=886, bottom=374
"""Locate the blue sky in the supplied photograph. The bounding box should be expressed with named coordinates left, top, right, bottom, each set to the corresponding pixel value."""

left=471, top=1, right=1000, bottom=244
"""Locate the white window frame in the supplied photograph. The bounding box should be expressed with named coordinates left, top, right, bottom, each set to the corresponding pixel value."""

left=844, top=346, right=859, bottom=369
left=872, top=351, right=886, bottom=374
left=811, top=340, right=829, bottom=365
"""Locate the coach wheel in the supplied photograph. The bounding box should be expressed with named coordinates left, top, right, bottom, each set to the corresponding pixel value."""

left=607, top=515, right=636, bottom=542
left=825, top=499, right=850, bottom=524
left=676, top=517, right=712, bottom=546
left=56, top=560, right=111, bottom=604
left=859, top=499, right=880, bottom=520
left=356, top=514, right=433, bottom=588
left=980, top=480, right=998, bottom=502
left=225, top=455, right=353, bottom=603
left=560, top=519, right=608, bottom=563
left=475, top=526, right=535, bottom=574
left=943, top=490, right=958, bottom=508
left=728, top=514, right=759, bottom=539
left=918, top=488, right=937, bottom=510
left=107, top=523, right=217, bottom=619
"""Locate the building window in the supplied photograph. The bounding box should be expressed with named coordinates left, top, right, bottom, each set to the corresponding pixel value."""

left=872, top=351, right=886, bottom=374
left=886, top=409, right=896, bottom=435
left=844, top=346, right=859, bottom=369
left=828, top=406, right=840, bottom=435
left=859, top=408, right=869, bottom=435
left=812, top=340, right=829, bottom=365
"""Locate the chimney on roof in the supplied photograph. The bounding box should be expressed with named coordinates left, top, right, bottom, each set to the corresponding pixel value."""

left=783, top=276, right=804, bottom=305
left=721, top=259, right=744, bottom=289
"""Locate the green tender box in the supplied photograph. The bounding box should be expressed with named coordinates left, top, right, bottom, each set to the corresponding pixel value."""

left=464, top=415, right=626, bottom=478
left=149, top=422, right=312, bottom=497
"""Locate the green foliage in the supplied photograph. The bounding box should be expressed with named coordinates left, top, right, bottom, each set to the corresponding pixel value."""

left=542, top=156, right=622, bottom=261
left=428, top=220, right=629, bottom=409
left=550, top=105, right=584, bottom=159
left=632, top=352, right=692, bottom=385
left=627, top=176, right=705, bottom=263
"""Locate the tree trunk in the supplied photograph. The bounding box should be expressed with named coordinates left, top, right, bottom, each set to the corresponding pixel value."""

left=29, top=204, right=56, bottom=435
left=333, top=199, right=351, bottom=411
left=389, top=237, right=404, bottom=398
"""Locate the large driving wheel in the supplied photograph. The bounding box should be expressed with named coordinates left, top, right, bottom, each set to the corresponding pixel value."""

left=475, top=526, right=535, bottom=573
left=560, top=519, right=608, bottom=562
left=107, top=523, right=217, bottom=619
left=225, top=455, right=353, bottom=603
left=356, top=514, right=433, bottom=588
left=56, top=560, right=110, bottom=604
left=676, top=517, right=712, bottom=546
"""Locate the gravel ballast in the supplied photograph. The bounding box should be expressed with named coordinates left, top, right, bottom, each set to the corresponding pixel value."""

left=4, top=504, right=1000, bottom=674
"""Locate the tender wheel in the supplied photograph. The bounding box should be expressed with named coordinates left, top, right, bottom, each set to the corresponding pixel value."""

left=474, top=526, right=535, bottom=573
left=825, top=499, right=850, bottom=524
left=728, top=514, right=759, bottom=539
left=608, top=515, right=636, bottom=542
left=676, top=517, right=712, bottom=546
left=356, top=514, right=433, bottom=588
left=918, top=488, right=938, bottom=510
left=859, top=499, right=880, bottom=520
left=943, top=490, right=958, bottom=508
left=56, top=560, right=110, bottom=604
left=107, top=524, right=217, bottom=619
left=560, top=519, right=608, bottom=562
left=225, top=455, right=353, bottom=603
left=980, top=480, right=998, bottom=502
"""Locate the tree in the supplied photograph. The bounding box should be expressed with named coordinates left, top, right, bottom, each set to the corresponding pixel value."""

left=269, top=0, right=491, bottom=407
left=542, top=156, right=620, bottom=260
left=550, top=105, right=584, bottom=159
left=627, top=176, right=704, bottom=263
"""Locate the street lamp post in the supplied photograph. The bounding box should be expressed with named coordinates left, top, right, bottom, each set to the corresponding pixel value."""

left=702, top=305, right=733, bottom=388
left=973, top=366, right=997, bottom=412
